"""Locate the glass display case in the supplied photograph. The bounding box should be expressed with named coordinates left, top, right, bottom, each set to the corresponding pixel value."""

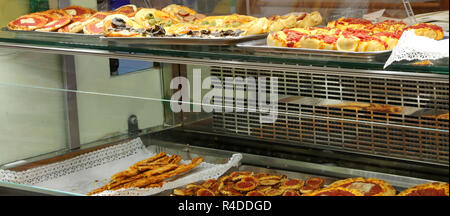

left=0, top=0, right=448, bottom=196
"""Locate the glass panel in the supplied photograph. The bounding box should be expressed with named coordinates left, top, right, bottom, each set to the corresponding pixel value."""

left=0, top=50, right=177, bottom=167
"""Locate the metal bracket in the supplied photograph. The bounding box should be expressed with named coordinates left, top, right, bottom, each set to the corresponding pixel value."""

left=128, top=114, right=141, bottom=136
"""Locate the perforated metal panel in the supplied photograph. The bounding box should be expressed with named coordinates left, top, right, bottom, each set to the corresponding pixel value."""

left=210, top=66, right=449, bottom=165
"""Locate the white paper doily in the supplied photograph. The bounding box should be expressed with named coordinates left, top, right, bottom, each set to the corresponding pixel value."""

left=0, top=138, right=242, bottom=196
left=384, top=30, right=449, bottom=69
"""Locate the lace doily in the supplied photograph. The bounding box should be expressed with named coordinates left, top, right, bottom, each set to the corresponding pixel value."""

left=384, top=30, right=449, bottom=69
left=0, top=138, right=242, bottom=196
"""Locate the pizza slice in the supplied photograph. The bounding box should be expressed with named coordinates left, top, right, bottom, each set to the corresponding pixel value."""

left=43, top=9, right=68, bottom=18
left=326, top=177, right=396, bottom=196
left=398, top=182, right=449, bottom=196
left=62, top=5, right=95, bottom=18
left=36, top=15, right=72, bottom=32
left=7, top=14, right=48, bottom=31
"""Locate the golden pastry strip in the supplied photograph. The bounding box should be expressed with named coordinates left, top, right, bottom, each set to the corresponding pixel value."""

left=87, top=153, right=203, bottom=195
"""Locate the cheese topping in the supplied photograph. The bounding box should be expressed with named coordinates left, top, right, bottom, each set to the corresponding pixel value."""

left=20, top=18, right=36, bottom=24
left=347, top=182, right=375, bottom=194
left=65, top=9, right=77, bottom=16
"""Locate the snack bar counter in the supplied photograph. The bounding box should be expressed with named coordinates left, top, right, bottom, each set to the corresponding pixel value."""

left=0, top=0, right=448, bottom=196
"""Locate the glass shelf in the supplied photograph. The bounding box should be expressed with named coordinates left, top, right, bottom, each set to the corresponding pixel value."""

left=0, top=29, right=448, bottom=75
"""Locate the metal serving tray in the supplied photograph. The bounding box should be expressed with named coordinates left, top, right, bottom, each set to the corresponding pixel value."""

left=100, top=34, right=267, bottom=46
left=237, top=39, right=392, bottom=59
left=2, top=27, right=102, bottom=39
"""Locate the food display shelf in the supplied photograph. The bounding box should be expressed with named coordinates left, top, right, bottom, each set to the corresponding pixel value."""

left=0, top=29, right=448, bottom=75
left=0, top=136, right=437, bottom=196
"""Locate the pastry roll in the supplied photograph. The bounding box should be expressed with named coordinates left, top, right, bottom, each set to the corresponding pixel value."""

left=299, top=35, right=322, bottom=49
left=296, top=11, right=322, bottom=28
left=336, top=35, right=360, bottom=51
left=404, top=23, right=444, bottom=40
left=243, top=17, right=271, bottom=35
left=269, top=14, right=297, bottom=32
left=267, top=31, right=288, bottom=47
left=372, top=32, right=401, bottom=50
left=357, top=38, right=386, bottom=52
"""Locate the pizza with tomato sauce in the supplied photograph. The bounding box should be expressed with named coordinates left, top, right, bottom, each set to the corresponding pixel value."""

left=36, top=15, right=72, bottom=32
left=7, top=14, right=48, bottom=31
left=326, top=177, right=396, bottom=196
left=397, top=182, right=449, bottom=196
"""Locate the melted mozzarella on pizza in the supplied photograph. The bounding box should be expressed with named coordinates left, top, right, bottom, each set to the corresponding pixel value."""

left=65, top=9, right=77, bottom=16
left=20, top=18, right=37, bottom=24
left=346, top=182, right=375, bottom=194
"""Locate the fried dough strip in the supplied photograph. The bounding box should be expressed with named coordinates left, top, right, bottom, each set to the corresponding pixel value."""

left=111, top=152, right=167, bottom=180
left=119, top=157, right=203, bottom=189
left=87, top=185, right=109, bottom=196
left=136, top=155, right=182, bottom=172
left=107, top=163, right=179, bottom=190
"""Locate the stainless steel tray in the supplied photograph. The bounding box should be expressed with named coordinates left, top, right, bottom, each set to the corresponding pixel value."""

left=237, top=39, right=392, bottom=59
left=100, top=34, right=267, bottom=46
left=2, top=27, right=102, bottom=39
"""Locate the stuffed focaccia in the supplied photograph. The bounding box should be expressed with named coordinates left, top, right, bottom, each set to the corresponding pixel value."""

left=162, top=4, right=206, bottom=23
left=295, top=11, right=322, bottom=28
left=134, top=8, right=176, bottom=29
left=103, top=14, right=144, bottom=37
left=268, top=11, right=322, bottom=32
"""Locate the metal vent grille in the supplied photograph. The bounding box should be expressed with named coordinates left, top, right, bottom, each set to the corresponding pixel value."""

left=210, top=67, right=449, bottom=164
